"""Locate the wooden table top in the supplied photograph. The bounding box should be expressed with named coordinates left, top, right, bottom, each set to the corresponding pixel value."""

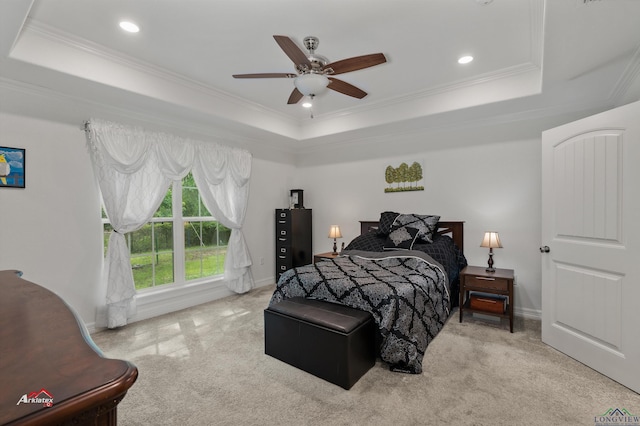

left=0, top=270, right=137, bottom=425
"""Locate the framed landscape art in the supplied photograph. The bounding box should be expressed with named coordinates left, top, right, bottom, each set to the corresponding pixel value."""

left=0, top=146, right=25, bottom=188
left=384, top=160, right=424, bottom=193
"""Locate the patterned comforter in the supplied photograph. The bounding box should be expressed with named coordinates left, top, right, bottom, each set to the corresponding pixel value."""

left=269, top=250, right=450, bottom=374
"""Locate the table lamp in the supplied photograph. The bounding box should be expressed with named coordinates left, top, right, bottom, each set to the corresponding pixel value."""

left=480, top=231, right=502, bottom=272
left=328, top=225, right=342, bottom=255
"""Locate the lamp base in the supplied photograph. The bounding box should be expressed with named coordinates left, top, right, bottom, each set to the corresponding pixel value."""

left=332, top=239, right=338, bottom=255
left=486, top=250, right=495, bottom=273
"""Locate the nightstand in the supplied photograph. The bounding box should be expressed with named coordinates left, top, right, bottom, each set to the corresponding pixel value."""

left=459, top=266, right=514, bottom=332
left=313, top=252, right=339, bottom=263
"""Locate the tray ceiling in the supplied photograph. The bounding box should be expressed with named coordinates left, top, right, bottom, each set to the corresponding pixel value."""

left=1, top=0, right=639, bottom=161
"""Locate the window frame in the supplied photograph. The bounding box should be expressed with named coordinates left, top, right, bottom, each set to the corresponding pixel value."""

left=101, top=176, right=227, bottom=293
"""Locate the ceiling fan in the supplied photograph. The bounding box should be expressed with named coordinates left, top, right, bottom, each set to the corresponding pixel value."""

left=233, top=35, right=387, bottom=104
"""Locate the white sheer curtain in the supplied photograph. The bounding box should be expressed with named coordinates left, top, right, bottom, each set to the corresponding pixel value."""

left=192, top=146, right=253, bottom=292
left=86, top=119, right=253, bottom=328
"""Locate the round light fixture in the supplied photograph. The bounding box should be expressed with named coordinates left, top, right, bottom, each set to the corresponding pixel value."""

left=294, top=73, right=329, bottom=96
left=119, top=21, right=140, bottom=33
left=302, top=101, right=313, bottom=108
left=458, top=55, right=474, bottom=64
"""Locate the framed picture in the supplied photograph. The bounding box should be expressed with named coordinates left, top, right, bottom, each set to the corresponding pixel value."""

left=290, top=189, right=304, bottom=209
left=0, top=146, right=25, bottom=188
left=384, top=160, right=424, bottom=193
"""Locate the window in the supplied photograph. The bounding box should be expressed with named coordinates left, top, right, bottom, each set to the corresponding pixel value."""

left=102, top=173, right=229, bottom=290
left=181, top=173, right=229, bottom=281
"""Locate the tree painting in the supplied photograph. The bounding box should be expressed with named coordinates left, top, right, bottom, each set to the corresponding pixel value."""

left=384, top=161, right=424, bottom=193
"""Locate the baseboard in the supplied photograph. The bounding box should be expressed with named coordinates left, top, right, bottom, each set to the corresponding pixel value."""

left=254, top=276, right=276, bottom=288
left=515, top=306, right=541, bottom=320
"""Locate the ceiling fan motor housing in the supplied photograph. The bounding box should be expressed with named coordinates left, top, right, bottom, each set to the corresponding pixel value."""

left=296, top=36, right=329, bottom=74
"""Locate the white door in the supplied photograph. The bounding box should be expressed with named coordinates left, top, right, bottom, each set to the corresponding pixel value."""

left=541, top=100, right=640, bottom=393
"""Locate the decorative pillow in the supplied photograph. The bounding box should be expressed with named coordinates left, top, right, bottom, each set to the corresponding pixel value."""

left=383, top=226, right=420, bottom=250
left=377, top=211, right=400, bottom=236
left=392, top=214, right=440, bottom=243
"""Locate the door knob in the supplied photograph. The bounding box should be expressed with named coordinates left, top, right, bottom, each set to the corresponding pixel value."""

left=539, top=246, right=550, bottom=253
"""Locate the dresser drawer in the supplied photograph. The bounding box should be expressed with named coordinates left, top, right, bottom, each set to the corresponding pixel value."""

left=276, top=210, right=290, bottom=220
left=276, top=227, right=290, bottom=239
left=276, top=232, right=290, bottom=246
left=276, top=258, right=292, bottom=273
left=464, top=275, right=508, bottom=291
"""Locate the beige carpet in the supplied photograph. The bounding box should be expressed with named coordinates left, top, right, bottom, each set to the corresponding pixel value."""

left=93, top=285, right=639, bottom=426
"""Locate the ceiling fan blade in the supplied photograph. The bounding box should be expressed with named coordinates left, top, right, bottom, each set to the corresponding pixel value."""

left=233, top=73, right=297, bottom=79
left=273, top=35, right=312, bottom=69
left=287, top=88, right=304, bottom=104
left=327, top=77, right=367, bottom=99
left=324, top=53, right=387, bottom=75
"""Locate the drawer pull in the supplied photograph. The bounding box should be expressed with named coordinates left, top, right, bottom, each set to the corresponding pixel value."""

left=280, top=213, right=286, bottom=218
left=475, top=277, right=495, bottom=281
left=280, top=248, right=286, bottom=253
left=278, top=220, right=286, bottom=224
left=278, top=256, right=286, bottom=259
left=280, top=230, right=287, bottom=235
left=278, top=238, right=287, bottom=242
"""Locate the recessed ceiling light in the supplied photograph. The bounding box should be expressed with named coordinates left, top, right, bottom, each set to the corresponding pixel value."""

left=119, top=21, right=140, bottom=33
left=458, top=55, right=473, bottom=64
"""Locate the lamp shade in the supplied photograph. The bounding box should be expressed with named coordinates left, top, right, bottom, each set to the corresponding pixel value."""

left=328, top=225, right=342, bottom=239
left=294, top=73, right=329, bottom=96
left=480, top=231, right=502, bottom=248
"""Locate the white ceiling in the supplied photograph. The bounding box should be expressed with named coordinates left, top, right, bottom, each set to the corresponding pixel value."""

left=1, top=0, right=639, bottom=163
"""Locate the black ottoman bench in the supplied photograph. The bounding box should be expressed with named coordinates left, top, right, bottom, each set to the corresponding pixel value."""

left=264, top=297, right=376, bottom=389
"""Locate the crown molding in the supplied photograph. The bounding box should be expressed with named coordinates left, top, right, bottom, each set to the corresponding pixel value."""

left=0, top=76, right=299, bottom=163
left=310, top=62, right=542, bottom=123
left=294, top=97, right=611, bottom=166
left=22, top=20, right=300, bottom=126
left=19, top=18, right=543, bottom=140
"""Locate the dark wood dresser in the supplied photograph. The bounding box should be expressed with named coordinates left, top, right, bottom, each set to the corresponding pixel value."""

left=275, top=209, right=312, bottom=281
left=0, top=270, right=138, bottom=426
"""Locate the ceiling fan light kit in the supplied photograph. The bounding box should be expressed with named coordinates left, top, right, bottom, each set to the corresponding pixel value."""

left=294, top=73, right=329, bottom=96
left=233, top=35, right=387, bottom=106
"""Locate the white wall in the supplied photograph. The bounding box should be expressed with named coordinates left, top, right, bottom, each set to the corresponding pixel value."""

left=0, top=113, right=104, bottom=325
left=0, top=112, right=295, bottom=330
left=243, top=157, right=296, bottom=284
left=297, top=138, right=542, bottom=318
left=0, top=111, right=542, bottom=332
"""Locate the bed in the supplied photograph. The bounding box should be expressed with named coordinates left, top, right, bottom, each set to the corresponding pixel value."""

left=269, top=212, right=467, bottom=374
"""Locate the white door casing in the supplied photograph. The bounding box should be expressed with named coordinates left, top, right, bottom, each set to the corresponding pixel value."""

left=541, top=100, right=640, bottom=393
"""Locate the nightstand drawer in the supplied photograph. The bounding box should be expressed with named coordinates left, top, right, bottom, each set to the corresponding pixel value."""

left=464, top=275, right=508, bottom=291
left=459, top=266, right=514, bottom=332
